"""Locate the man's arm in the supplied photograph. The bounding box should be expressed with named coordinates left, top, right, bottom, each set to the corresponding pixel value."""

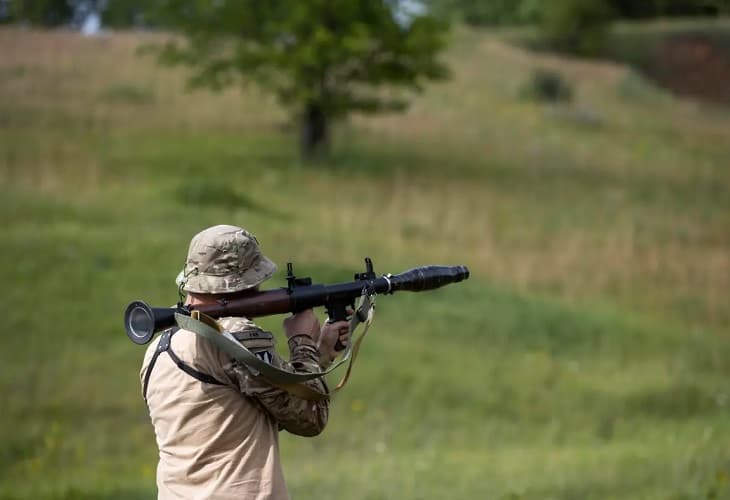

left=230, top=310, right=348, bottom=437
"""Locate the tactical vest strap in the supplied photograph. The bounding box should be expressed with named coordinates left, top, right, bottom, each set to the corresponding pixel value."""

left=166, top=348, right=225, bottom=387
left=143, top=328, right=224, bottom=403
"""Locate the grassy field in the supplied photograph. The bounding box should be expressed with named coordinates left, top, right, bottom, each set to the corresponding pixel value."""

left=1, top=25, right=729, bottom=499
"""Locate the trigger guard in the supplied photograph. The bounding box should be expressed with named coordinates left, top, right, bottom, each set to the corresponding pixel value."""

left=326, top=304, right=349, bottom=323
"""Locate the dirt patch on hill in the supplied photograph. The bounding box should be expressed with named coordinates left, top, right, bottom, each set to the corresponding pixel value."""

left=648, top=34, right=730, bottom=104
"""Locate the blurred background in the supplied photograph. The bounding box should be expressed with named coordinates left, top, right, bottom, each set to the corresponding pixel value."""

left=1, top=1, right=729, bottom=498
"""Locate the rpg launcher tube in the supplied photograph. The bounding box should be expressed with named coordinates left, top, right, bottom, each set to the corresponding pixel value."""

left=124, top=264, right=469, bottom=345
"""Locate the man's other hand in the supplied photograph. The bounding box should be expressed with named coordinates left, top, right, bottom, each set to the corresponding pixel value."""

left=317, top=320, right=350, bottom=365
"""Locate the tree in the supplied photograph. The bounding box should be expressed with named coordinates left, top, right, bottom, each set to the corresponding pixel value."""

left=431, top=0, right=728, bottom=27
left=7, top=0, right=72, bottom=26
left=149, top=0, right=449, bottom=159
left=540, top=0, right=616, bottom=56
left=430, top=0, right=541, bottom=26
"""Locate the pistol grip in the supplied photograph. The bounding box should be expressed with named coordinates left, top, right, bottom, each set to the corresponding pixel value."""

left=326, top=302, right=351, bottom=351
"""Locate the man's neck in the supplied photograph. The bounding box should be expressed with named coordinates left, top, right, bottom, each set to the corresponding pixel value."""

left=185, top=294, right=218, bottom=307
left=185, top=287, right=260, bottom=307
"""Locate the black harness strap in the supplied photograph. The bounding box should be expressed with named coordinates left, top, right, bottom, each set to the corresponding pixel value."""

left=166, top=348, right=226, bottom=386
left=143, top=328, right=224, bottom=402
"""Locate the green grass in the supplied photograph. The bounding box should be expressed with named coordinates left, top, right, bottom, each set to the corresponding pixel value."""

left=1, top=25, right=729, bottom=499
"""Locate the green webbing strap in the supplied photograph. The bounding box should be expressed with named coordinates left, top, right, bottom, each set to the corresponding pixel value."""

left=173, top=290, right=375, bottom=401
left=176, top=312, right=329, bottom=401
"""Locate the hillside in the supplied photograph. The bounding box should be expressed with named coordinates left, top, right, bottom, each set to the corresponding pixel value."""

left=1, top=27, right=729, bottom=499
left=606, top=19, right=730, bottom=104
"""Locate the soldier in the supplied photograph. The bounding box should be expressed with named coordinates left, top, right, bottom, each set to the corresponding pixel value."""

left=140, top=224, right=349, bottom=499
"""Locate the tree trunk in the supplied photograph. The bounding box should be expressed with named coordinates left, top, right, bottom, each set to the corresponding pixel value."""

left=300, top=102, right=329, bottom=161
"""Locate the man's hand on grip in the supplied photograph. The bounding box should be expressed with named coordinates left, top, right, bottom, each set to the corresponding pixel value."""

left=283, top=309, right=320, bottom=339
left=318, top=320, right=350, bottom=366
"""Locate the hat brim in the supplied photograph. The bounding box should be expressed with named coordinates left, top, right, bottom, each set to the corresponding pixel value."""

left=178, top=255, right=277, bottom=294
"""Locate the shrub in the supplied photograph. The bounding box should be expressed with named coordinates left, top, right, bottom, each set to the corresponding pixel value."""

left=519, top=68, right=574, bottom=103
left=174, top=179, right=258, bottom=210
left=101, top=84, right=155, bottom=105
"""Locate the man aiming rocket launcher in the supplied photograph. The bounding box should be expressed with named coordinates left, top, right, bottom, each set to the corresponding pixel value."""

left=128, top=225, right=469, bottom=497
left=124, top=257, right=470, bottom=347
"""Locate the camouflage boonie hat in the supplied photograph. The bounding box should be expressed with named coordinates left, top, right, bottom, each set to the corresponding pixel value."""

left=176, top=225, right=277, bottom=294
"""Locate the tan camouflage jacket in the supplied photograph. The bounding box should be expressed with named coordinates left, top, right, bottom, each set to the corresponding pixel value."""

left=221, top=317, right=330, bottom=435
left=140, top=316, right=329, bottom=500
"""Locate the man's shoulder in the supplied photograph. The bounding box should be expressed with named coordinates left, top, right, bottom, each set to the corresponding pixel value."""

left=218, top=316, right=259, bottom=332
left=140, top=327, right=175, bottom=367
left=218, top=317, right=271, bottom=337
left=218, top=317, right=275, bottom=348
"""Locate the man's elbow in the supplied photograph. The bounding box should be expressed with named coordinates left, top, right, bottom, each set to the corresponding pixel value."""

left=282, top=407, right=329, bottom=437
left=289, top=423, right=325, bottom=437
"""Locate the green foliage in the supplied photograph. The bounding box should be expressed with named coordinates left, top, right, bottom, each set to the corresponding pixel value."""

left=100, top=84, right=155, bottom=104
left=433, top=0, right=729, bottom=27
left=7, top=0, right=71, bottom=26
left=519, top=68, right=574, bottom=103
left=147, top=0, right=449, bottom=156
left=174, top=179, right=260, bottom=210
left=432, top=0, right=618, bottom=57
left=611, top=0, right=724, bottom=18
left=431, top=0, right=541, bottom=26
left=541, top=0, right=616, bottom=56
left=656, top=0, right=730, bottom=16
left=8, top=0, right=728, bottom=30
left=102, top=0, right=149, bottom=28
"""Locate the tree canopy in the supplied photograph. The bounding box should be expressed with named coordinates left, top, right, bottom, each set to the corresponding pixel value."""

left=148, top=0, right=450, bottom=158
left=431, top=0, right=730, bottom=27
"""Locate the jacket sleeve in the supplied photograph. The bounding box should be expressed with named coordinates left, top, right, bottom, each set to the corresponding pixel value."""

left=228, top=327, right=330, bottom=437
